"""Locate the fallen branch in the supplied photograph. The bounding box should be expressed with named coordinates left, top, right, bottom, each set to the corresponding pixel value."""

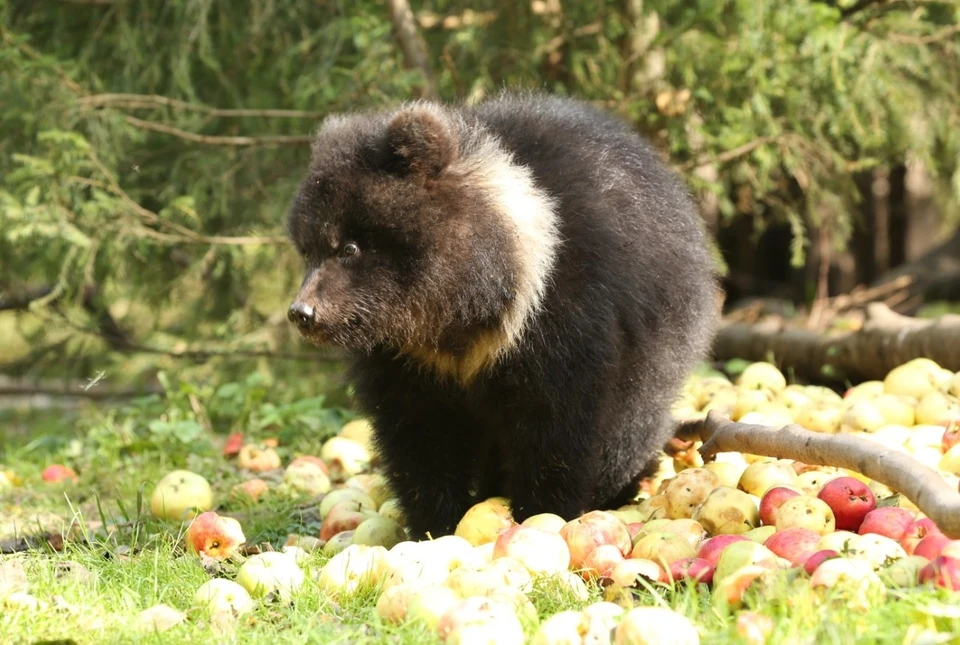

left=713, top=302, right=960, bottom=382
left=694, top=410, right=960, bottom=538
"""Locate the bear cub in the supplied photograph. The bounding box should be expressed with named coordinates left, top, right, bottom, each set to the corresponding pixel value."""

left=286, top=91, right=718, bottom=539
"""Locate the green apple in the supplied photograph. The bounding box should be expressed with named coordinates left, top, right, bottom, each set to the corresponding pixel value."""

left=150, top=470, right=213, bottom=522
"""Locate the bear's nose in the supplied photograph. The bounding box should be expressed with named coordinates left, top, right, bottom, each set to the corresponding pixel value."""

left=288, top=302, right=315, bottom=329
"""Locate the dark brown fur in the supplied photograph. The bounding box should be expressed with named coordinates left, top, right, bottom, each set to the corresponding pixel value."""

left=286, top=91, right=718, bottom=539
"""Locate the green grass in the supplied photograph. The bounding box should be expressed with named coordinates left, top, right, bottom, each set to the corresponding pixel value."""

left=3, top=408, right=960, bottom=644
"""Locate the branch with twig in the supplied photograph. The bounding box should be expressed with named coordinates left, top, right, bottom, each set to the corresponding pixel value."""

left=690, top=410, right=960, bottom=538
left=122, top=115, right=314, bottom=147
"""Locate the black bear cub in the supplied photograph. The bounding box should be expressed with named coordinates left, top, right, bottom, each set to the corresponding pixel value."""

left=286, top=91, right=718, bottom=539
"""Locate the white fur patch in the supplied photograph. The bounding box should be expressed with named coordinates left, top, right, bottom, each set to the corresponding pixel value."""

left=453, top=125, right=562, bottom=356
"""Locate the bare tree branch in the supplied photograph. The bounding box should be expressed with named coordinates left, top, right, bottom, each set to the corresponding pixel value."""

left=386, top=0, right=439, bottom=100
left=122, top=115, right=313, bottom=147
left=77, top=94, right=326, bottom=119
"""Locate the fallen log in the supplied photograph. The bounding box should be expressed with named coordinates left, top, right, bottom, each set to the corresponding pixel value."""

left=712, top=302, right=960, bottom=383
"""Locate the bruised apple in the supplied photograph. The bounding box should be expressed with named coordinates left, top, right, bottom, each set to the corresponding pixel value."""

left=692, top=486, right=759, bottom=535
left=775, top=496, right=836, bottom=535
left=237, top=444, right=282, bottom=472
left=560, top=510, right=632, bottom=569
left=236, top=551, right=305, bottom=602
left=816, top=477, right=876, bottom=532
left=185, top=511, right=246, bottom=560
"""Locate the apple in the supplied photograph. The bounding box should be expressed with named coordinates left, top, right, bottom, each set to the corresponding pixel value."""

left=816, top=477, right=876, bottom=532
left=692, top=486, right=759, bottom=535
left=737, top=460, right=798, bottom=497
left=560, top=510, right=632, bottom=569
left=742, top=526, right=777, bottom=544
left=809, top=557, right=881, bottom=590
left=455, top=498, right=515, bottom=546
left=492, top=525, right=571, bottom=576
left=664, top=468, right=721, bottom=519
left=882, top=555, right=929, bottom=588
left=942, top=419, right=960, bottom=453
left=581, top=544, right=625, bottom=581
left=193, top=579, right=254, bottom=615
left=184, top=511, right=246, bottom=560
left=322, top=530, right=355, bottom=556
left=610, top=558, right=665, bottom=587
left=319, top=501, right=373, bottom=541
left=406, top=584, right=461, bottom=630
left=446, top=558, right=532, bottom=598
left=817, top=530, right=857, bottom=553
left=913, top=533, right=953, bottom=561
left=794, top=405, right=842, bottom=434
left=775, top=496, right=836, bottom=535
left=873, top=394, right=916, bottom=427
left=320, top=436, right=371, bottom=481
left=615, top=606, right=700, bottom=645
left=631, top=495, right=668, bottom=521
left=237, top=444, right=282, bottom=472
left=137, top=604, right=185, bottom=632
left=839, top=402, right=886, bottom=434
left=845, top=533, right=906, bottom=569
left=150, top=470, right=214, bottom=521
left=41, top=464, right=78, bottom=484
left=857, top=507, right=915, bottom=541
left=660, top=519, right=707, bottom=548
left=763, top=527, right=821, bottom=567
left=900, top=518, right=942, bottom=555
left=733, top=388, right=774, bottom=421
left=918, top=555, right=960, bottom=590
left=231, top=478, right=269, bottom=502
left=795, top=469, right=842, bottom=496
left=940, top=444, right=960, bottom=475
left=668, top=557, right=714, bottom=585
left=236, top=551, right=305, bottom=602
left=532, top=610, right=585, bottom=645
left=437, top=597, right=525, bottom=645
left=697, top=535, right=749, bottom=567
left=736, top=612, right=774, bottom=645
left=352, top=516, right=407, bottom=549
left=916, top=392, right=960, bottom=426
left=338, top=418, right=374, bottom=451
left=521, top=513, right=567, bottom=533
left=631, top=532, right=697, bottom=570
left=319, top=488, right=377, bottom=519
left=626, top=523, right=645, bottom=544
left=285, top=533, right=323, bottom=553
left=703, top=461, right=746, bottom=488
left=758, top=486, right=802, bottom=526
left=883, top=358, right=942, bottom=399
left=801, top=549, right=839, bottom=575
left=375, top=582, right=414, bottom=624
left=737, top=361, right=787, bottom=393
left=712, top=565, right=770, bottom=611
left=378, top=499, right=405, bottom=525
left=223, top=431, right=244, bottom=457
left=844, top=381, right=884, bottom=401
left=317, top=544, right=390, bottom=598
left=714, top=541, right=779, bottom=584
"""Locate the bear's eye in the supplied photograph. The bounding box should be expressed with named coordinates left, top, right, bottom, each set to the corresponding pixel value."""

left=341, top=242, right=359, bottom=257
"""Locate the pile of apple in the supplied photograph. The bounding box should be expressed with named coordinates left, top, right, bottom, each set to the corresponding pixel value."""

left=141, top=358, right=960, bottom=642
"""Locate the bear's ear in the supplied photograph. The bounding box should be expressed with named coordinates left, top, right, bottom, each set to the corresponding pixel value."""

left=385, top=107, right=457, bottom=179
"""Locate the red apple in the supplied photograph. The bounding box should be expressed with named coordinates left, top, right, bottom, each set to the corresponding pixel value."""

left=319, top=502, right=371, bottom=541
left=697, top=534, right=749, bottom=567
left=581, top=544, right=625, bottom=581
left=816, top=477, right=876, bottom=532
left=857, top=507, right=915, bottom=541
left=913, top=533, right=953, bottom=561
left=223, top=432, right=244, bottom=457
left=942, top=419, right=960, bottom=453
left=801, top=549, right=839, bottom=575
left=559, top=511, right=632, bottom=569
left=919, top=555, right=960, bottom=590
left=758, top=486, right=801, bottom=526
left=41, top=464, right=78, bottom=484
left=763, top=527, right=821, bottom=567
left=185, top=511, right=246, bottom=560
left=901, top=518, right=943, bottom=555
left=668, top=557, right=714, bottom=585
